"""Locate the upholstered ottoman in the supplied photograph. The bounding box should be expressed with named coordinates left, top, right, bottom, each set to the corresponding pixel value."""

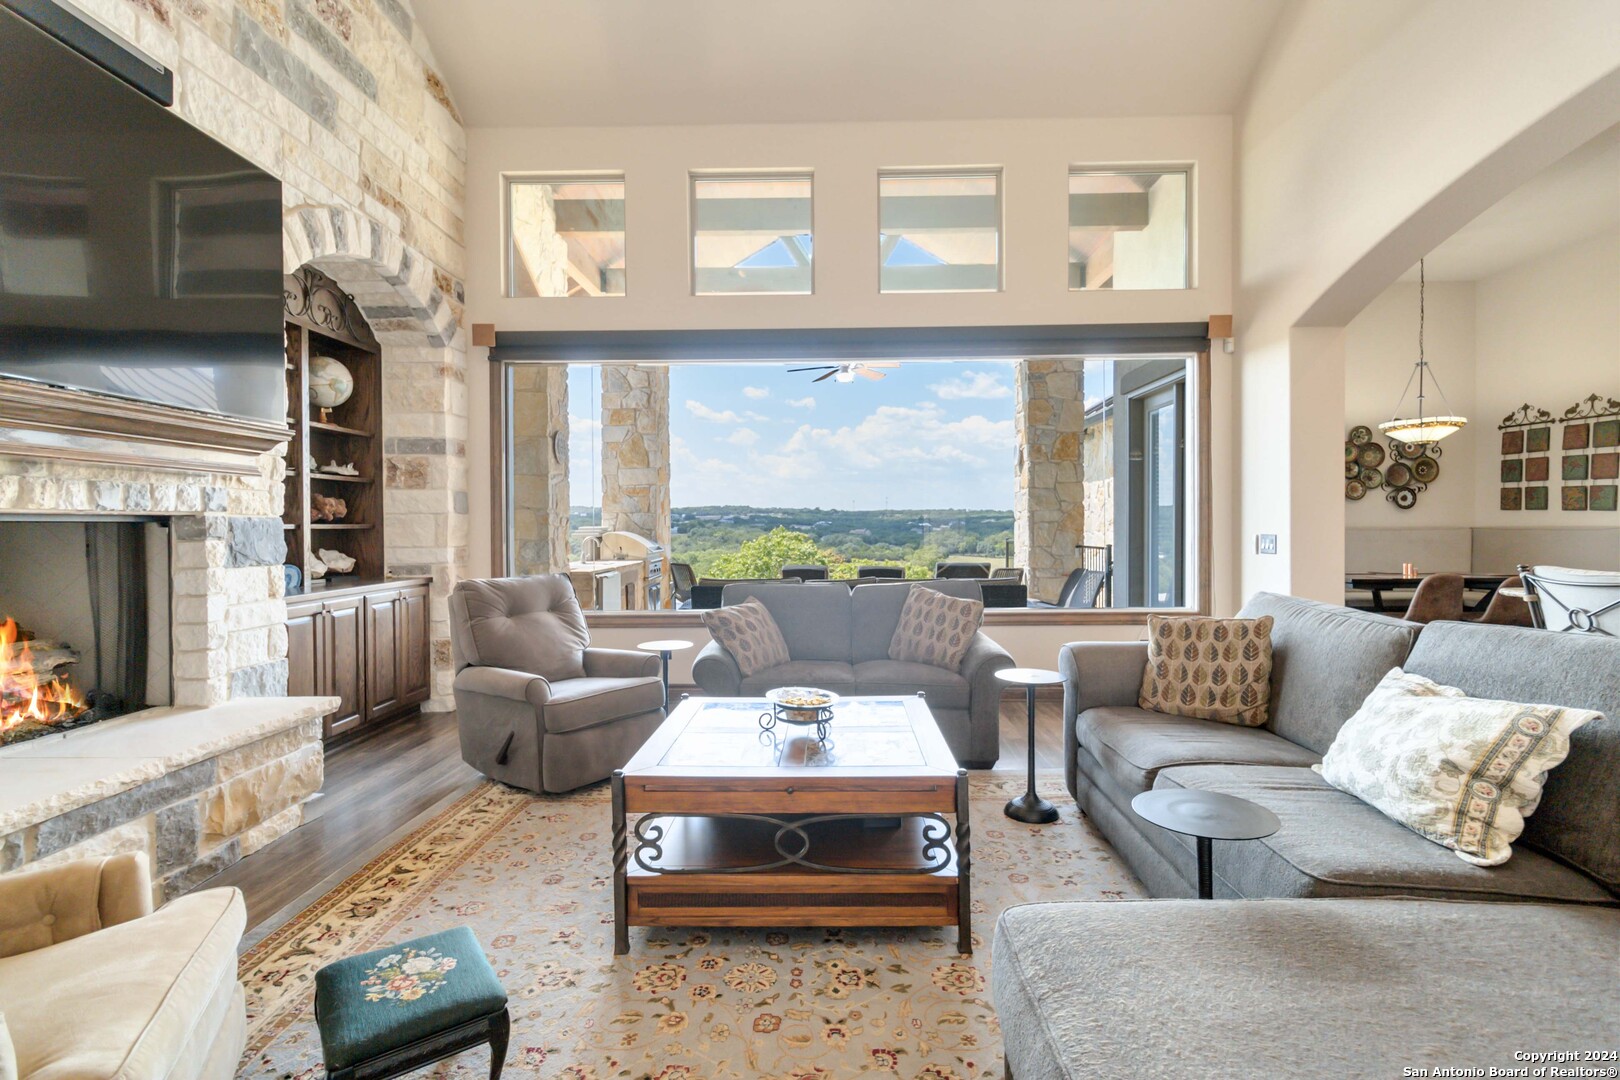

left=314, top=927, right=509, bottom=1080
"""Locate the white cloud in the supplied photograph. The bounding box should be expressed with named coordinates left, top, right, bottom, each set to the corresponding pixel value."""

left=786, top=396, right=817, bottom=410
left=931, top=371, right=1012, bottom=401
left=725, top=427, right=760, bottom=447
left=742, top=386, right=770, bottom=399
left=685, top=400, right=744, bottom=423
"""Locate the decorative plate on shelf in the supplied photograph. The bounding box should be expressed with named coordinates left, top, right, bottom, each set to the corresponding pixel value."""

left=1385, top=462, right=1413, bottom=489
left=1411, top=455, right=1440, bottom=483
left=1349, top=425, right=1374, bottom=445
left=1391, top=487, right=1418, bottom=509
left=1357, top=443, right=1386, bottom=468
left=1345, top=479, right=1366, bottom=501
left=1345, top=442, right=1359, bottom=462
left=1345, top=460, right=1361, bottom=479
left=1359, top=466, right=1384, bottom=489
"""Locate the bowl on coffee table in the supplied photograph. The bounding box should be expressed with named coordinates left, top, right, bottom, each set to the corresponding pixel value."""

left=761, top=687, right=838, bottom=740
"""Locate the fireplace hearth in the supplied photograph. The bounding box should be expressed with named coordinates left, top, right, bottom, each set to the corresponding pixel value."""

left=0, top=517, right=169, bottom=748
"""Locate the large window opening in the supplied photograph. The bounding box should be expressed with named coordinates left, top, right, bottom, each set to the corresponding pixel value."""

left=502, top=353, right=1200, bottom=615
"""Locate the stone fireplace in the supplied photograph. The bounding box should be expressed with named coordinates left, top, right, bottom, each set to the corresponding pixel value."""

left=0, top=381, right=332, bottom=898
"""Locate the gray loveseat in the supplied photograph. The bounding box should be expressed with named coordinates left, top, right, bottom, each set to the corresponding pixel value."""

left=692, top=579, right=1014, bottom=767
left=992, top=592, right=1620, bottom=1077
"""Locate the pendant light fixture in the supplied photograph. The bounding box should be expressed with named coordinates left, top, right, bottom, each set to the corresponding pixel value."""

left=1379, top=259, right=1468, bottom=443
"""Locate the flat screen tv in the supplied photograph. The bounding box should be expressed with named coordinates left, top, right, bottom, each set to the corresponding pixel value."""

left=0, top=2, right=285, bottom=424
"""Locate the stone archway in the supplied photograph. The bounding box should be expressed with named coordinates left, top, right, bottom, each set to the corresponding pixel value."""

left=283, top=204, right=468, bottom=710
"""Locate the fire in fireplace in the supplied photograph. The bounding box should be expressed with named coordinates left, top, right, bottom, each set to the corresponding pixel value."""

left=0, top=517, right=168, bottom=748
left=0, top=616, right=92, bottom=744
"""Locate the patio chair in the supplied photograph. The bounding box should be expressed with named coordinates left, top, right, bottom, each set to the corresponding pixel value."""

left=1518, top=564, right=1620, bottom=635
left=935, top=562, right=990, bottom=579
left=782, top=564, right=828, bottom=580
left=858, top=566, right=905, bottom=579
left=670, top=561, right=696, bottom=607
left=990, top=566, right=1024, bottom=583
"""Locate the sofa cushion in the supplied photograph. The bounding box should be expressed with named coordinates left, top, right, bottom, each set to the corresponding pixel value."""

left=0, top=886, right=246, bottom=1080
left=721, top=582, right=852, bottom=662
left=1401, top=620, right=1620, bottom=897
left=887, top=586, right=982, bottom=670
left=853, top=660, right=971, bottom=710
left=1236, top=592, right=1421, bottom=755
left=739, top=660, right=857, bottom=697
left=1153, top=764, right=1615, bottom=904
left=1139, top=615, right=1274, bottom=726
left=542, top=676, right=664, bottom=733
left=1317, top=668, right=1599, bottom=867
left=849, top=579, right=984, bottom=663
left=702, top=599, right=792, bottom=676
left=452, top=576, right=589, bottom=681
left=992, top=898, right=1620, bottom=1080
left=1077, top=707, right=1320, bottom=796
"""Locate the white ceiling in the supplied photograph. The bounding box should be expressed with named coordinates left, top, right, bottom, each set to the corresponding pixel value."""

left=1405, top=124, right=1620, bottom=283
left=412, top=0, right=1290, bottom=129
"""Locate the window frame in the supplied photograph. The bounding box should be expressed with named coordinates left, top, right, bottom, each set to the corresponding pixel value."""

left=502, top=171, right=627, bottom=299
left=1067, top=165, right=1194, bottom=292
left=877, top=167, right=1005, bottom=295
left=487, top=331, right=1211, bottom=628
left=688, top=169, right=816, bottom=298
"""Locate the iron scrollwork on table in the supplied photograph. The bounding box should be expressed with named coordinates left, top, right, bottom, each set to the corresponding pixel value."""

left=631, top=812, right=955, bottom=875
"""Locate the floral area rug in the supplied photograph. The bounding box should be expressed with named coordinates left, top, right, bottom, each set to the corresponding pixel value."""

left=239, top=772, right=1143, bottom=1079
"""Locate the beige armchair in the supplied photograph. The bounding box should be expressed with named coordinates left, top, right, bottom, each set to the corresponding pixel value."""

left=450, top=575, right=666, bottom=794
left=0, top=852, right=246, bottom=1080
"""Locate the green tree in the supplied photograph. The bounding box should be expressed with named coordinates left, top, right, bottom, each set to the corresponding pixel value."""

left=707, top=527, right=847, bottom=579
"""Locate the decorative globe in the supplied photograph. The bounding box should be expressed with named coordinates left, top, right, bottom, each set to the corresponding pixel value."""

left=308, top=355, right=355, bottom=410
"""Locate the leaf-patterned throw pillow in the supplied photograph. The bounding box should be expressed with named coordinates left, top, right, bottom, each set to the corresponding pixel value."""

left=1138, top=615, right=1274, bottom=726
left=1317, top=668, right=1600, bottom=866
left=702, top=598, right=792, bottom=677
left=888, top=586, right=984, bottom=670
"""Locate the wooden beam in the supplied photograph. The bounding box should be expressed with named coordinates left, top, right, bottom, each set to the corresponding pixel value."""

left=694, top=265, right=813, bottom=294
left=1067, top=192, right=1150, bottom=229
left=879, top=195, right=999, bottom=232
left=550, top=198, right=626, bottom=233
left=1208, top=314, right=1233, bottom=339
left=879, top=263, right=1001, bottom=292
left=472, top=323, right=496, bottom=347
left=692, top=197, right=812, bottom=233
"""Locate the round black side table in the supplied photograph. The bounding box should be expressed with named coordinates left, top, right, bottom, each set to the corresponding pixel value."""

left=1131, top=789, right=1280, bottom=899
left=997, top=668, right=1064, bottom=824
left=637, top=639, right=694, bottom=709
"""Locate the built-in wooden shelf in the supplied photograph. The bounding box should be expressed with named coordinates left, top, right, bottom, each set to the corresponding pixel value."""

left=310, top=420, right=372, bottom=438
left=310, top=473, right=372, bottom=485
left=311, top=523, right=374, bottom=531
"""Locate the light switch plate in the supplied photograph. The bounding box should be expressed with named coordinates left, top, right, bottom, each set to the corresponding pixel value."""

left=1256, top=534, right=1279, bottom=555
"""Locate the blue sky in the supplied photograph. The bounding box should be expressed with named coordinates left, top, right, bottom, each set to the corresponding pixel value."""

left=567, top=361, right=1021, bottom=510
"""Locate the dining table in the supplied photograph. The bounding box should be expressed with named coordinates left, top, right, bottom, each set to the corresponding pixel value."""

left=1344, top=572, right=1511, bottom=615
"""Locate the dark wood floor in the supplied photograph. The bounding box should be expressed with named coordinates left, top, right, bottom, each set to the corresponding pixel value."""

left=209, top=691, right=1065, bottom=941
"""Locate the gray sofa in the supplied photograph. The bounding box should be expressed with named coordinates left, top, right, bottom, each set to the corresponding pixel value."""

left=692, top=579, right=1014, bottom=767
left=992, top=592, right=1620, bottom=1077
left=449, top=575, right=666, bottom=794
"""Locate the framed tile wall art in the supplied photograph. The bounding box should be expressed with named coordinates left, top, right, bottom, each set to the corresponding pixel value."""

left=1498, top=403, right=1553, bottom=512
left=1557, top=394, right=1620, bottom=513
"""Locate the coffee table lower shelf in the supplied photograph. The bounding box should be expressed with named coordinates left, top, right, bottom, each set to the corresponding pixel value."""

left=612, top=804, right=970, bottom=953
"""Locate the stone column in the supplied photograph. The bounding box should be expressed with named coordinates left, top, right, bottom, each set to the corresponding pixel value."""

left=600, top=364, right=671, bottom=584
left=1014, top=359, right=1088, bottom=603
left=510, top=365, right=571, bottom=574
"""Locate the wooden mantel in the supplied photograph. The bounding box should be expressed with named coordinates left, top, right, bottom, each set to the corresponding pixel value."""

left=0, top=376, right=291, bottom=477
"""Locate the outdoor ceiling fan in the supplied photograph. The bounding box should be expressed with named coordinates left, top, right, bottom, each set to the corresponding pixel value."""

left=786, top=361, right=901, bottom=384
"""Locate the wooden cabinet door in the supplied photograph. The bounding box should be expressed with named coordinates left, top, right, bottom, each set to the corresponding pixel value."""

left=285, top=602, right=322, bottom=699
left=323, top=596, right=366, bottom=737
left=398, top=585, right=431, bottom=707
left=364, top=590, right=401, bottom=722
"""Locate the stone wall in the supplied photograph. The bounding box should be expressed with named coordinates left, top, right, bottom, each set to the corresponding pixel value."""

left=0, top=700, right=330, bottom=902
left=510, top=365, right=571, bottom=574
left=1014, top=359, right=1088, bottom=603
left=600, top=365, right=671, bottom=556
left=53, top=0, right=470, bottom=706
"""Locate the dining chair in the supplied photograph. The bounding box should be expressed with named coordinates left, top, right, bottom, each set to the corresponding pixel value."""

left=1401, top=573, right=1465, bottom=624
left=1475, top=575, right=1534, bottom=627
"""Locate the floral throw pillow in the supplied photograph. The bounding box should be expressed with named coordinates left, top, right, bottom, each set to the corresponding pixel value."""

left=888, top=586, right=983, bottom=670
left=702, top=598, right=792, bottom=677
left=1317, top=668, right=1599, bottom=866
left=1138, top=615, right=1274, bottom=726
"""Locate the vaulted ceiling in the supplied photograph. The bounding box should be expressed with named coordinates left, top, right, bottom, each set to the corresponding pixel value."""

left=412, top=0, right=1291, bottom=128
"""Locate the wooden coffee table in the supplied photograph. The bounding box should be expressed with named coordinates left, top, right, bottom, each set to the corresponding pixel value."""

left=611, top=694, right=970, bottom=954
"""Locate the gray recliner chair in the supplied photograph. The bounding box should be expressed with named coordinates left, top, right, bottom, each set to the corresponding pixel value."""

left=449, top=575, right=665, bottom=793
